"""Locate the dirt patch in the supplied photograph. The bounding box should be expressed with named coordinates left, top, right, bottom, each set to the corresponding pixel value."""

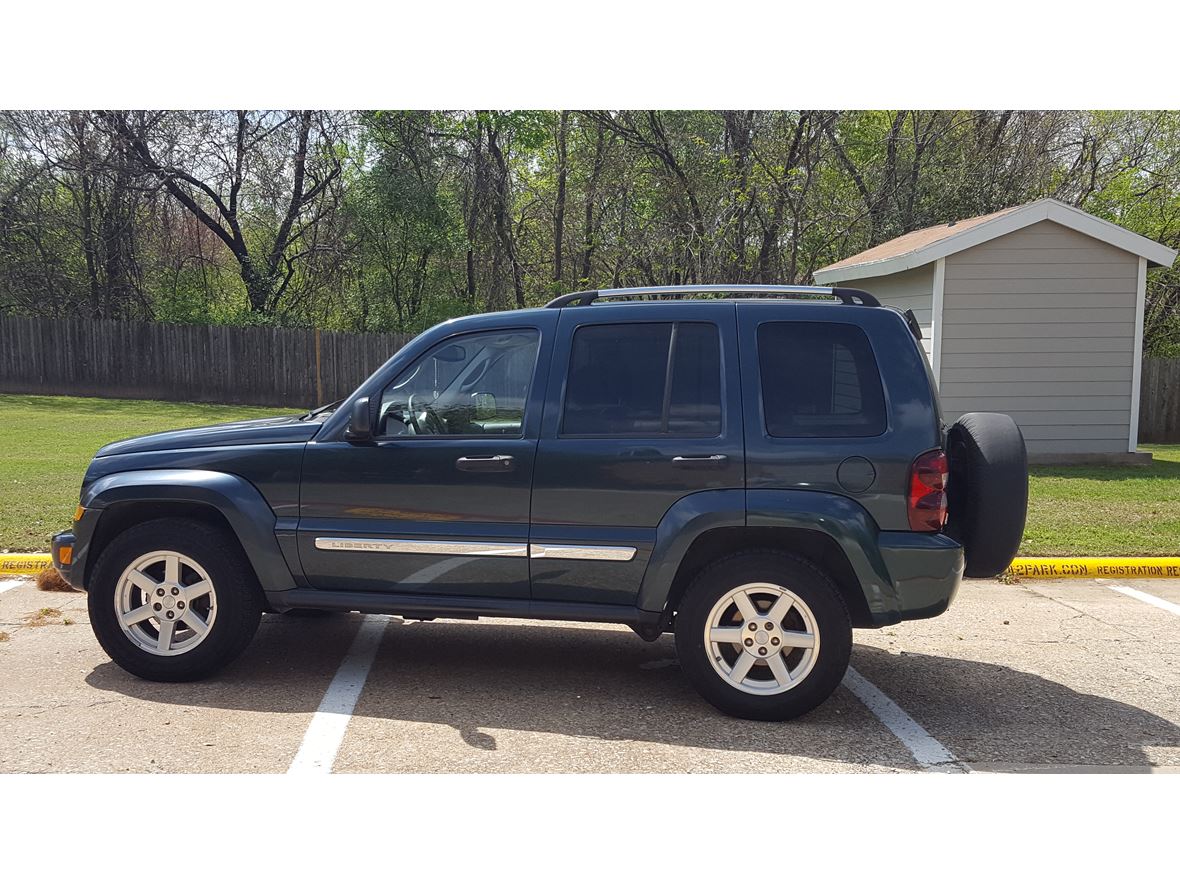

left=24, top=607, right=65, bottom=627
left=35, top=568, right=79, bottom=593
left=0, top=631, right=9, bottom=642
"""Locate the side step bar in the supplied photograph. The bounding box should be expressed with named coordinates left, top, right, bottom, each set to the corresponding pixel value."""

left=271, top=589, right=668, bottom=640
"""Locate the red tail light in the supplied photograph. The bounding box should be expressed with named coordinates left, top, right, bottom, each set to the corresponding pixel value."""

left=908, top=450, right=948, bottom=532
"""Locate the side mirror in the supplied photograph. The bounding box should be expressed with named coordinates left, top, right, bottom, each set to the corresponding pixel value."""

left=344, top=396, right=374, bottom=442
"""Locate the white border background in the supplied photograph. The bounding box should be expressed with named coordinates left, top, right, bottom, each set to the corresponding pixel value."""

left=2, top=1, right=1177, bottom=879
left=2, top=774, right=1175, bottom=879
left=5, top=1, right=1180, bottom=108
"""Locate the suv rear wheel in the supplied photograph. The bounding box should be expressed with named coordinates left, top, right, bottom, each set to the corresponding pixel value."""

left=88, top=518, right=262, bottom=681
left=674, top=550, right=852, bottom=721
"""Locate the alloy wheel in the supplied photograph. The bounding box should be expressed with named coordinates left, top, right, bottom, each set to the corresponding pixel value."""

left=703, top=582, right=820, bottom=695
left=114, top=550, right=218, bottom=656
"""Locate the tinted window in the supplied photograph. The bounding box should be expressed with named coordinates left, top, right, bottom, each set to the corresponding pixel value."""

left=757, top=322, right=886, bottom=438
left=378, top=329, right=540, bottom=437
left=668, top=322, right=722, bottom=435
left=562, top=322, right=722, bottom=436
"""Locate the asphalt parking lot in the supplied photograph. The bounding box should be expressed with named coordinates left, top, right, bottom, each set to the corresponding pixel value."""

left=2, top=575, right=1178, bottom=773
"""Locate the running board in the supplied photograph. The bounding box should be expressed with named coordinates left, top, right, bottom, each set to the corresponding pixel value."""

left=271, top=589, right=666, bottom=638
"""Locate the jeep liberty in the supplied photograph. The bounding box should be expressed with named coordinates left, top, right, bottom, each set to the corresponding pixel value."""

left=53, top=285, right=1028, bottom=721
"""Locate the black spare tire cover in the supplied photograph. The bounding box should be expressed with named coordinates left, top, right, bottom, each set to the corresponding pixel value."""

left=944, top=412, right=1028, bottom=578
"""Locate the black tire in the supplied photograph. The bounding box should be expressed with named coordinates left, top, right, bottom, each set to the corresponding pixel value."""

left=88, top=518, right=263, bottom=681
left=674, top=550, right=852, bottom=721
left=944, top=412, right=1028, bottom=578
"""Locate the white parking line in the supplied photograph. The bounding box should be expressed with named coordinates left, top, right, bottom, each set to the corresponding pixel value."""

left=288, top=614, right=389, bottom=774
left=843, top=665, right=964, bottom=772
left=1104, top=583, right=1180, bottom=617
left=0, top=578, right=26, bottom=595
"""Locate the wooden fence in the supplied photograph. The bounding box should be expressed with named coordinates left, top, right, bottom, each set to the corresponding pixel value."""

left=1140, top=357, right=1180, bottom=444
left=3, top=314, right=1180, bottom=439
left=0, top=314, right=412, bottom=407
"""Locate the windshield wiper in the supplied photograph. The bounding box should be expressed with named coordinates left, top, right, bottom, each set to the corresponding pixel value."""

left=301, top=398, right=344, bottom=420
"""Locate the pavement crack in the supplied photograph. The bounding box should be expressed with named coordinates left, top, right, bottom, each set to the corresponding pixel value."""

left=1023, top=586, right=1139, bottom=639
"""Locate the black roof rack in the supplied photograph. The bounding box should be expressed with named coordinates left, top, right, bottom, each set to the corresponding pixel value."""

left=544, top=284, right=879, bottom=308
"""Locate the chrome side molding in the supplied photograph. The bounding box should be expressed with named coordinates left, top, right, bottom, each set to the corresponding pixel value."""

left=528, top=544, right=636, bottom=562
left=314, top=537, right=637, bottom=562
left=314, top=538, right=528, bottom=557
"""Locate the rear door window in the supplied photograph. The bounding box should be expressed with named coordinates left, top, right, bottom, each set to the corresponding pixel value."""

left=757, top=321, right=886, bottom=438
left=562, top=322, right=722, bottom=436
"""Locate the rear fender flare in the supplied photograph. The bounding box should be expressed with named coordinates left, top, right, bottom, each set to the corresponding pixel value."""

left=638, top=488, right=897, bottom=619
left=637, top=489, right=746, bottom=613
left=745, top=489, right=895, bottom=615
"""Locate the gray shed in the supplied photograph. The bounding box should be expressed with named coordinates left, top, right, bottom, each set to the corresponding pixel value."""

left=813, top=199, right=1178, bottom=460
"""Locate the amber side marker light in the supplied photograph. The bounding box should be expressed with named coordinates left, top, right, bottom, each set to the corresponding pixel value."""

left=73, top=505, right=85, bottom=522
left=58, top=546, right=73, bottom=565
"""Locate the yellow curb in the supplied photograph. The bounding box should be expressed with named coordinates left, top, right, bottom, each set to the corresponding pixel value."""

left=8, top=553, right=1180, bottom=580
left=0, top=554, right=53, bottom=576
left=1008, top=557, right=1180, bottom=579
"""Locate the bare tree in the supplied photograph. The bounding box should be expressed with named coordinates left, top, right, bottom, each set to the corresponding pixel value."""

left=100, top=110, right=346, bottom=315
left=1, top=110, right=147, bottom=318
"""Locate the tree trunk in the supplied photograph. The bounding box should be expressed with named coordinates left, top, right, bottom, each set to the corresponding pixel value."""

left=464, top=117, right=485, bottom=305
left=241, top=260, right=274, bottom=313
left=580, top=120, right=606, bottom=281
left=68, top=113, right=102, bottom=317
left=722, top=111, right=755, bottom=280
left=756, top=113, right=810, bottom=282
left=553, top=111, right=569, bottom=286
left=486, top=125, right=525, bottom=309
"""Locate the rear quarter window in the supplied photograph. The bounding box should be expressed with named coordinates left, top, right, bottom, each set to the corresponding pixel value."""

left=757, top=321, right=886, bottom=438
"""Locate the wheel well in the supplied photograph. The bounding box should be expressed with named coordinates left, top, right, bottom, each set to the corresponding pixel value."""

left=85, top=501, right=247, bottom=586
left=666, top=527, right=874, bottom=627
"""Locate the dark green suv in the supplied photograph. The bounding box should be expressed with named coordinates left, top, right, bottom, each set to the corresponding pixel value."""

left=53, top=285, right=1028, bottom=721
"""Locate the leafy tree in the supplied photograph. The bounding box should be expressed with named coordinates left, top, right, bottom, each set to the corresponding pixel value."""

left=1, top=108, right=1178, bottom=354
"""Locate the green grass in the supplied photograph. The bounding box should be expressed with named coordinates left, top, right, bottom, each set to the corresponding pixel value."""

left=1022, top=445, right=1180, bottom=556
left=0, top=394, right=289, bottom=552
left=2, top=393, right=1178, bottom=558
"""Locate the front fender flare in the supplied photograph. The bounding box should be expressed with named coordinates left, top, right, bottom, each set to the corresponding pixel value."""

left=82, top=469, right=296, bottom=595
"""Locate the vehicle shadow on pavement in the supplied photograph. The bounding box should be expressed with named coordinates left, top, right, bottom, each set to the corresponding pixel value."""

left=849, top=645, right=1180, bottom=769
left=84, top=617, right=1179, bottom=769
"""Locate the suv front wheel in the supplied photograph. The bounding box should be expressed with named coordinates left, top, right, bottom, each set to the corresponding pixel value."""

left=88, top=518, right=263, bottom=681
left=674, top=551, right=852, bottom=721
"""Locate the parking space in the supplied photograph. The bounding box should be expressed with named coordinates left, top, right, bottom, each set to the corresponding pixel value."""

left=852, top=579, right=1180, bottom=772
left=0, top=580, right=362, bottom=772
left=333, top=621, right=911, bottom=773
left=2, top=576, right=1178, bottom=773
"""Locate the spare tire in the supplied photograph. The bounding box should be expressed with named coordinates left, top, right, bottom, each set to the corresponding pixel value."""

left=944, top=412, right=1028, bottom=578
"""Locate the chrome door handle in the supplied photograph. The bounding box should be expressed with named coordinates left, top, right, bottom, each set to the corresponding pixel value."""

left=456, top=454, right=516, bottom=473
left=671, top=454, right=728, bottom=468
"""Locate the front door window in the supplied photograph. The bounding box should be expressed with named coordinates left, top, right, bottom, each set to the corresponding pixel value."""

left=378, top=329, right=541, bottom=438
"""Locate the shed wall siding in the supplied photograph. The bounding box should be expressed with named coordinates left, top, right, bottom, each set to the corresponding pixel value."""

left=940, top=220, right=1137, bottom=454
left=840, top=266, right=934, bottom=359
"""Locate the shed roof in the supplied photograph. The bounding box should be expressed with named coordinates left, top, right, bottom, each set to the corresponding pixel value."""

left=812, top=198, right=1178, bottom=284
